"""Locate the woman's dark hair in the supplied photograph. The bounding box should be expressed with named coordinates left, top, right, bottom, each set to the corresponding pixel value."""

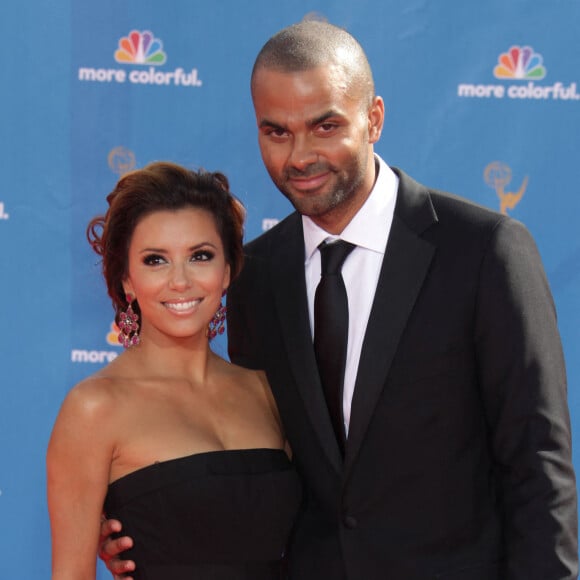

left=87, top=161, right=245, bottom=321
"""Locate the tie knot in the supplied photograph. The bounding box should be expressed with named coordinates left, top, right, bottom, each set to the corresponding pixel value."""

left=319, top=240, right=355, bottom=275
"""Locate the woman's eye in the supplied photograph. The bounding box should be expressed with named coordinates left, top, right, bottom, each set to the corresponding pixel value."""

left=191, top=250, right=214, bottom=262
left=143, top=254, right=166, bottom=266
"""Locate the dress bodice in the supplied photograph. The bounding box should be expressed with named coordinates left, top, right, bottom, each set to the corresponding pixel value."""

left=104, top=448, right=302, bottom=580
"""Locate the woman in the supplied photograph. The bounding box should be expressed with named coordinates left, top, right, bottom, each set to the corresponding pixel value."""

left=47, top=162, right=301, bottom=580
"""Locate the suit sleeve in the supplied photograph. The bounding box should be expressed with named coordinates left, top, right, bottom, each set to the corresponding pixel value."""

left=475, top=218, right=578, bottom=579
left=227, top=253, right=265, bottom=370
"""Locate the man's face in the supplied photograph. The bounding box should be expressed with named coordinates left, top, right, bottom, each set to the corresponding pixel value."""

left=252, top=65, right=383, bottom=232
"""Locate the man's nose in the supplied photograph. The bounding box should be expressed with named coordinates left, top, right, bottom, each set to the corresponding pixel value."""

left=288, top=135, right=317, bottom=171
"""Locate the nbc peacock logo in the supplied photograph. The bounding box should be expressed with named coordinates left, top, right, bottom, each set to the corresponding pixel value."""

left=457, top=44, right=579, bottom=101
left=114, top=30, right=167, bottom=65
left=493, top=46, right=546, bottom=80
left=78, top=28, right=202, bottom=87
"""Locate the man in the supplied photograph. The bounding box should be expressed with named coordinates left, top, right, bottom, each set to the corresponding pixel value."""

left=101, top=20, right=578, bottom=579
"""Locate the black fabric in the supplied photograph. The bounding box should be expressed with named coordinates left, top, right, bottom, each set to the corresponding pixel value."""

left=314, top=240, right=355, bottom=455
left=226, top=168, right=578, bottom=578
left=104, top=448, right=302, bottom=580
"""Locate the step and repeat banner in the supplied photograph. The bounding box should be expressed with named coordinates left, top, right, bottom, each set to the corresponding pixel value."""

left=1, top=1, right=579, bottom=576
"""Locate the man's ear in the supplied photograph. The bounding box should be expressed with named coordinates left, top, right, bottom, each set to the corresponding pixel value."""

left=368, top=96, right=385, bottom=144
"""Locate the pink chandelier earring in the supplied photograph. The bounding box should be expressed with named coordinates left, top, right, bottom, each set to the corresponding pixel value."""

left=208, top=294, right=227, bottom=340
left=118, top=293, right=141, bottom=348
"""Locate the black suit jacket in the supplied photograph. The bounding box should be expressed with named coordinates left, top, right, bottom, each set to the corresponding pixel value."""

left=227, top=169, right=578, bottom=579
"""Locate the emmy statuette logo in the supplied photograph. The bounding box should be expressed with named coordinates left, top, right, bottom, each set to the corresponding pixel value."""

left=108, top=146, right=137, bottom=176
left=484, top=162, right=528, bottom=215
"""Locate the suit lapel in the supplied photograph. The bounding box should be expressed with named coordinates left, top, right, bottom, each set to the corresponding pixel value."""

left=345, top=170, right=437, bottom=476
left=268, top=214, right=343, bottom=473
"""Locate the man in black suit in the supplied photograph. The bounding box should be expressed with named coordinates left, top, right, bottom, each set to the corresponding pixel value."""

left=227, top=20, right=578, bottom=579
left=101, top=20, right=577, bottom=579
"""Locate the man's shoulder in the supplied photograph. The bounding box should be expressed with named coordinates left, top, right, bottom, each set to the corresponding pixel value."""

left=230, top=211, right=302, bottom=298
left=395, top=167, right=510, bottom=232
left=244, top=211, right=302, bottom=254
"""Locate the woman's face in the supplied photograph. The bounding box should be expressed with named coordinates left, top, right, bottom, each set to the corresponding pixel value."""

left=122, top=207, right=230, bottom=343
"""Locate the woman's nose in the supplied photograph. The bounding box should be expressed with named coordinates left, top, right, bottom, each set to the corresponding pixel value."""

left=168, top=263, right=191, bottom=290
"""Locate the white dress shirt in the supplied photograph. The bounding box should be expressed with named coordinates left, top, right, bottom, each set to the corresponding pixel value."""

left=303, top=155, right=398, bottom=433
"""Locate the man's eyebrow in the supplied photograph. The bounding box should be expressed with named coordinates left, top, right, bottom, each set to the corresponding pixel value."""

left=258, top=118, right=284, bottom=129
left=258, top=110, right=343, bottom=130
left=308, top=110, right=343, bottom=126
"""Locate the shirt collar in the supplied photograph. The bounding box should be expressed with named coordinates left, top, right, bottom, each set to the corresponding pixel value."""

left=303, top=154, right=398, bottom=262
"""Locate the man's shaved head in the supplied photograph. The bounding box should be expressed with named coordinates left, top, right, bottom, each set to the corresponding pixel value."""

left=251, top=20, right=375, bottom=107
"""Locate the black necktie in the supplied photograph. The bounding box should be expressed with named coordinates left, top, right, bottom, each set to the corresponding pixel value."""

left=314, top=239, right=355, bottom=455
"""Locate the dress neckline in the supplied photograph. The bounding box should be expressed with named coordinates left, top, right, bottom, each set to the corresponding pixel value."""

left=108, top=447, right=288, bottom=487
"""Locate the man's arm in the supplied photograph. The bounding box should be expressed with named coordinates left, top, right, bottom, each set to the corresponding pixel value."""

left=475, top=218, right=578, bottom=579
left=227, top=252, right=265, bottom=369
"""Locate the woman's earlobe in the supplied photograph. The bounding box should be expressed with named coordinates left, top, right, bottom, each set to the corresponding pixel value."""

left=122, top=278, right=134, bottom=297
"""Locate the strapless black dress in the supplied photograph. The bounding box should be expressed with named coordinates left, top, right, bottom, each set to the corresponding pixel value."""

left=104, top=448, right=302, bottom=579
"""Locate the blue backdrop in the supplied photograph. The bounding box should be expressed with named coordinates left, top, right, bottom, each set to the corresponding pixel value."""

left=1, top=1, right=579, bottom=577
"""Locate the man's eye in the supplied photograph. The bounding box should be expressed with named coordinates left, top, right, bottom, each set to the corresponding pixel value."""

left=143, top=254, right=166, bottom=266
left=191, top=250, right=214, bottom=262
left=318, top=123, right=337, bottom=133
left=265, top=127, right=288, bottom=139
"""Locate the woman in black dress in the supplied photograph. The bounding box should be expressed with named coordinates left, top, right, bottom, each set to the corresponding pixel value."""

left=47, top=162, right=301, bottom=580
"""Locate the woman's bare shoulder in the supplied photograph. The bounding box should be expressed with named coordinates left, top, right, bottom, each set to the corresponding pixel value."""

left=59, top=374, right=121, bottom=421
left=60, top=354, right=141, bottom=419
left=217, top=358, right=268, bottom=388
left=222, top=361, right=279, bottom=412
